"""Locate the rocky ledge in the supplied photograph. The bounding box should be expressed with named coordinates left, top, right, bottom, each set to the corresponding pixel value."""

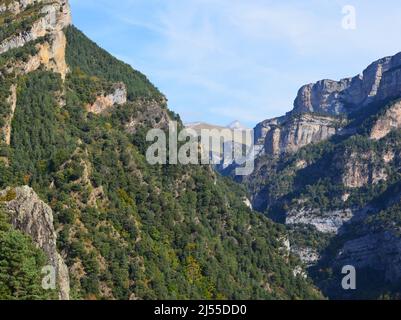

left=0, top=186, right=70, bottom=300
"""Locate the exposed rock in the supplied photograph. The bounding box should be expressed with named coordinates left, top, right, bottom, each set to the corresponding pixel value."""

left=340, top=151, right=388, bottom=188
left=370, top=100, right=401, bottom=140
left=0, top=186, right=70, bottom=300
left=0, top=0, right=71, bottom=79
left=294, top=79, right=351, bottom=115
left=291, top=246, right=320, bottom=267
left=1, top=0, right=36, bottom=15
left=292, top=266, right=307, bottom=278
left=293, top=53, right=401, bottom=116
left=243, top=197, right=253, bottom=210
left=334, top=231, right=401, bottom=283
left=286, top=208, right=354, bottom=234
left=2, top=84, right=17, bottom=145
left=87, top=83, right=127, bottom=114
left=254, top=52, right=401, bottom=160
left=254, top=116, right=285, bottom=145
left=263, top=114, right=342, bottom=155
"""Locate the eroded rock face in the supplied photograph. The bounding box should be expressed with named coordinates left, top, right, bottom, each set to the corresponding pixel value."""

left=0, top=186, right=70, bottom=300
left=87, top=83, right=127, bottom=114
left=0, top=0, right=71, bottom=79
left=339, top=151, right=389, bottom=189
left=294, top=79, right=352, bottom=115
left=286, top=208, right=354, bottom=234
left=371, top=100, right=401, bottom=140
left=293, top=53, right=401, bottom=115
left=291, top=246, right=320, bottom=267
left=263, top=114, right=342, bottom=156
left=334, top=231, right=401, bottom=282
left=254, top=52, right=401, bottom=159
left=1, top=84, right=17, bottom=145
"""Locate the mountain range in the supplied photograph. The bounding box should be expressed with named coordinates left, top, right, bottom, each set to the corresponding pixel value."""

left=1, top=0, right=401, bottom=301
left=0, top=0, right=320, bottom=300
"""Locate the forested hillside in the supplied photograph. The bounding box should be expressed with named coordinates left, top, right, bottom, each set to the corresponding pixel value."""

left=0, top=1, right=321, bottom=300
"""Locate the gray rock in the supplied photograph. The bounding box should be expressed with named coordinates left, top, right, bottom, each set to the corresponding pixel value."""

left=334, top=231, right=401, bottom=282
left=1, top=186, right=70, bottom=300
left=286, top=208, right=354, bottom=234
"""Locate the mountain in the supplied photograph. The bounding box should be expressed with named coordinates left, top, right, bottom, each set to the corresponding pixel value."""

left=0, top=0, right=320, bottom=300
left=227, top=120, right=247, bottom=130
left=239, top=52, right=401, bottom=299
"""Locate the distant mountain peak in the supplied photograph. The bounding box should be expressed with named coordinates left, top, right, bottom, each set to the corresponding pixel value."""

left=227, top=120, right=247, bottom=130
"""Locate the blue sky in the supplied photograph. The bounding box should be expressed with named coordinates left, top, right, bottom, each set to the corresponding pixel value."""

left=70, top=0, right=401, bottom=127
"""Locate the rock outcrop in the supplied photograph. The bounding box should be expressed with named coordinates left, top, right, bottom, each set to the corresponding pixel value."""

left=338, top=151, right=389, bottom=189
left=334, top=231, right=401, bottom=283
left=370, top=100, right=401, bottom=140
left=263, top=114, right=342, bottom=155
left=2, top=84, right=17, bottom=145
left=293, top=53, right=401, bottom=115
left=0, top=186, right=70, bottom=300
left=87, top=83, right=127, bottom=114
left=286, top=208, right=354, bottom=234
left=0, top=0, right=72, bottom=79
left=125, top=99, right=170, bottom=134
left=291, top=246, right=320, bottom=267
left=255, top=52, right=401, bottom=158
left=255, top=113, right=343, bottom=156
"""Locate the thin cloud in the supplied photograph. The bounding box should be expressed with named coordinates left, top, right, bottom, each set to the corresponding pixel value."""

left=70, top=0, right=401, bottom=127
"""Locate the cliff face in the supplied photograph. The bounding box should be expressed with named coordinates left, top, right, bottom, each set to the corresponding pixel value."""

left=0, top=0, right=71, bottom=145
left=0, top=0, right=71, bottom=78
left=370, top=100, right=401, bottom=140
left=255, top=52, right=401, bottom=159
left=87, top=82, right=127, bottom=114
left=243, top=51, right=401, bottom=299
left=1, top=186, right=70, bottom=300
left=263, top=114, right=343, bottom=155
left=293, top=53, right=401, bottom=115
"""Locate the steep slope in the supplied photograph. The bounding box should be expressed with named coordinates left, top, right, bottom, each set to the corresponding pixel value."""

left=254, top=53, right=401, bottom=158
left=0, top=1, right=320, bottom=300
left=241, top=52, right=401, bottom=299
left=1, top=186, right=70, bottom=299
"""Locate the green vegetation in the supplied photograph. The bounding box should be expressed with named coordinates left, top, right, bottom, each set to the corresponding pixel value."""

left=0, top=2, right=46, bottom=43
left=65, top=26, right=164, bottom=102
left=0, top=23, right=322, bottom=300
left=0, top=207, right=56, bottom=300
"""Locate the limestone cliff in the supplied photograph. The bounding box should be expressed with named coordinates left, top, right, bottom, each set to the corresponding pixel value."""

left=293, top=53, right=401, bottom=115
left=0, top=0, right=72, bottom=146
left=263, top=114, right=343, bottom=156
left=370, top=100, right=401, bottom=140
left=0, top=0, right=71, bottom=78
left=0, top=186, right=70, bottom=300
left=87, top=82, right=127, bottom=114
left=255, top=52, right=401, bottom=158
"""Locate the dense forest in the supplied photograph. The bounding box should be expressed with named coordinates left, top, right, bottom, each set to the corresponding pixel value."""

left=0, top=9, right=321, bottom=299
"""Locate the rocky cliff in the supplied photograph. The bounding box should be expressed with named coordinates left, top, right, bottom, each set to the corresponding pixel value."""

left=87, top=82, right=127, bottom=114
left=0, top=0, right=71, bottom=146
left=262, top=114, right=343, bottom=155
left=293, top=53, right=401, bottom=115
left=0, top=186, right=70, bottom=299
left=255, top=52, right=401, bottom=158
left=0, top=0, right=71, bottom=78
